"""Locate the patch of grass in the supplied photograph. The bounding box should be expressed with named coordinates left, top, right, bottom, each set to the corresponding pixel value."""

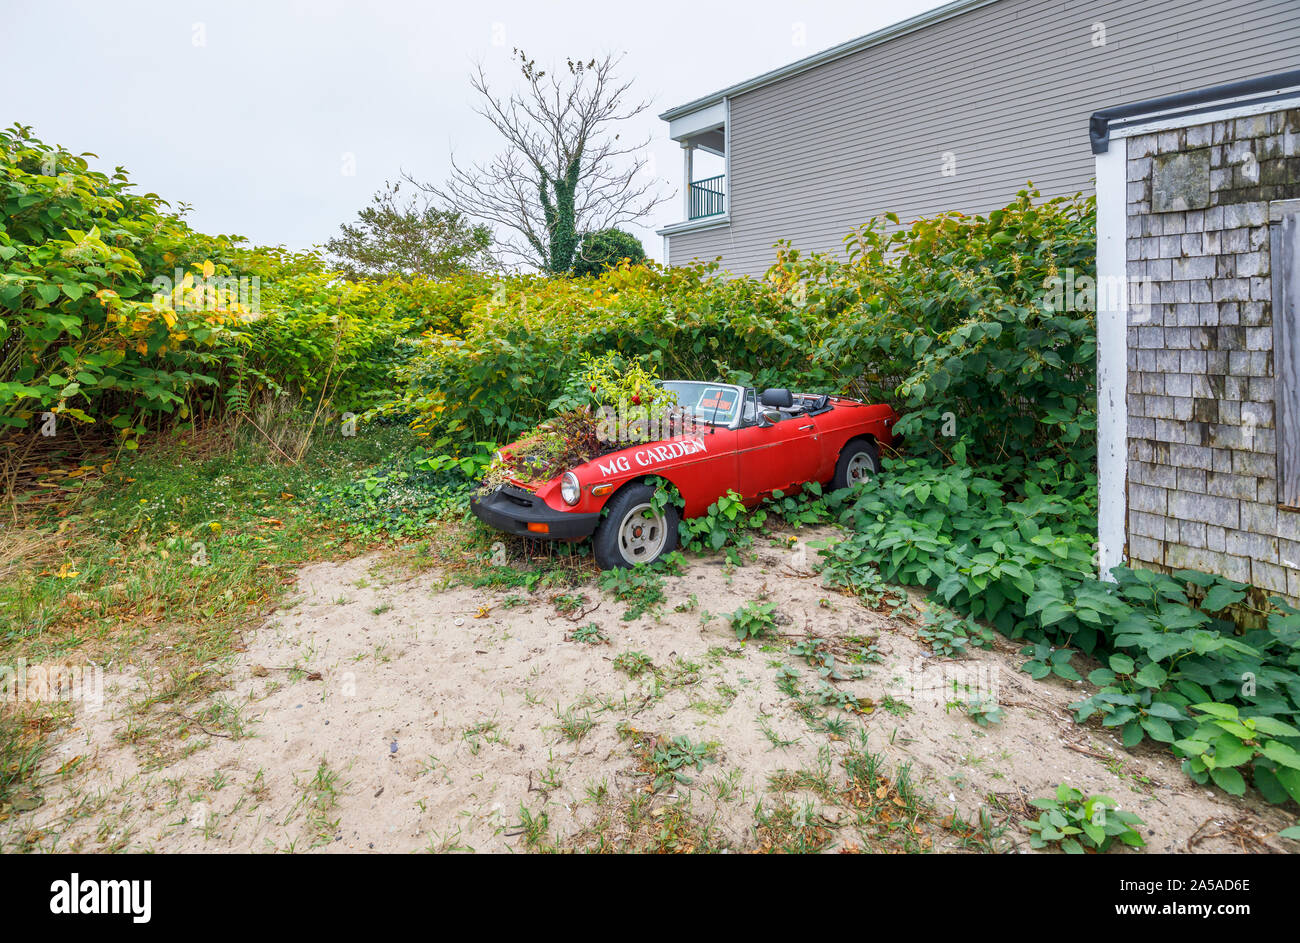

left=769, top=748, right=837, bottom=800
left=462, top=719, right=505, bottom=754
left=838, top=734, right=1006, bottom=853
left=880, top=694, right=913, bottom=718
left=687, top=682, right=738, bottom=717
left=566, top=790, right=729, bottom=854
left=514, top=804, right=551, bottom=851
left=758, top=718, right=800, bottom=751
left=0, top=422, right=418, bottom=809
left=292, top=758, right=346, bottom=847
left=315, top=448, right=477, bottom=539
left=555, top=706, right=596, bottom=743
left=754, top=799, right=836, bottom=853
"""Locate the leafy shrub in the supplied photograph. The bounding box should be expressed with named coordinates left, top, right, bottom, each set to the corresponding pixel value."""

left=1023, top=785, right=1145, bottom=853
left=918, top=605, right=994, bottom=657
left=613, top=650, right=654, bottom=677
left=390, top=188, right=1097, bottom=465
left=4, top=122, right=1100, bottom=486
left=0, top=124, right=259, bottom=434
left=597, top=556, right=682, bottom=621
left=390, top=261, right=833, bottom=444
left=648, top=735, right=716, bottom=790
left=1175, top=703, right=1300, bottom=797
left=788, top=637, right=857, bottom=682
left=815, top=186, right=1097, bottom=468
left=0, top=125, right=470, bottom=440
left=679, top=490, right=767, bottom=563
left=821, top=458, right=1097, bottom=635
left=572, top=229, right=646, bottom=277
left=246, top=273, right=461, bottom=415
left=1047, top=568, right=1300, bottom=803
left=963, top=697, right=1004, bottom=727
left=727, top=601, right=776, bottom=640
left=763, top=483, right=831, bottom=526
left=569, top=622, right=607, bottom=645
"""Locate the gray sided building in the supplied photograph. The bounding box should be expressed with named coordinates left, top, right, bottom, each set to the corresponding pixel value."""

left=658, top=0, right=1300, bottom=276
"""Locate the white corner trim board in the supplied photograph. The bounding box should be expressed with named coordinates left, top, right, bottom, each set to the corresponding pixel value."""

left=1094, top=136, right=1128, bottom=581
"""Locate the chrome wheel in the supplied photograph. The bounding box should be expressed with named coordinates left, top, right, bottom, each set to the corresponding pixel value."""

left=617, top=502, right=668, bottom=565
left=846, top=451, right=875, bottom=484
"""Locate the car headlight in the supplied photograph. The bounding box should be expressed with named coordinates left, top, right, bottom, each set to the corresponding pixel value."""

left=560, top=472, right=580, bottom=506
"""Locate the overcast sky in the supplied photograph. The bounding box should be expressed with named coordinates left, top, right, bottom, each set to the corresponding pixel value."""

left=5, top=0, right=949, bottom=263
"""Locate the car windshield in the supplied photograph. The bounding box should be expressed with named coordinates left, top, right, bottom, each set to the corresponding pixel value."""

left=661, top=381, right=743, bottom=427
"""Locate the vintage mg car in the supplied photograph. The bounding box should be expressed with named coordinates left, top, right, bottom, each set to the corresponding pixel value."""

left=471, top=381, right=899, bottom=569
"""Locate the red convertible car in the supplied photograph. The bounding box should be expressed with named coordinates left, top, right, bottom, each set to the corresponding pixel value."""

left=471, top=381, right=899, bottom=569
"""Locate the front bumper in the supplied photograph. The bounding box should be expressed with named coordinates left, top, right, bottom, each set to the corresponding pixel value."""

left=470, top=485, right=602, bottom=540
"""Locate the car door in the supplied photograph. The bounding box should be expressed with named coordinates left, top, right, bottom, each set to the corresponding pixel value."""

left=735, top=390, right=824, bottom=500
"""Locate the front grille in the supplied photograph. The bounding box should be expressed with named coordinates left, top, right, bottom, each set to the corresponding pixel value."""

left=500, top=486, right=535, bottom=509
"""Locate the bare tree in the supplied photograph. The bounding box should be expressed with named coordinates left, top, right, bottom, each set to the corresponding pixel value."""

left=410, top=50, right=667, bottom=273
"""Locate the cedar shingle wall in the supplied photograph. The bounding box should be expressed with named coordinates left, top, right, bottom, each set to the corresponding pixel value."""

left=1125, top=109, right=1300, bottom=597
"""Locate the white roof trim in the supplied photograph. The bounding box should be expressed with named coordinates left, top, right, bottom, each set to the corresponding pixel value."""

left=659, top=0, right=998, bottom=121
left=668, top=100, right=727, bottom=142
left=656, top=215, right=730, bottom=237
left=1104, top=87, right=1300, bottom=143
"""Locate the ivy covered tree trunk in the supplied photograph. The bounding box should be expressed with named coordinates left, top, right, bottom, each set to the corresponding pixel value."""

left=540, top=153, right=582, bottom=274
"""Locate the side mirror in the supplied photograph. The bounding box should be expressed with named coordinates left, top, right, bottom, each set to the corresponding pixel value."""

left=759, top=409, right=784, bottom=426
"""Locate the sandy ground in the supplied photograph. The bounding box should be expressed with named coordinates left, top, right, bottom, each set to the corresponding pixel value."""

left=5, top=528, right=1296, bottom=854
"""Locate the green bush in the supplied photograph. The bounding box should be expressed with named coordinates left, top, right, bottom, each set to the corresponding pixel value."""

left=820, top=458, right=1097, bottom=635
left=0, top=123, right=258, bottom=434
left=1024, top=785, right=1145, bottom=853
left=317, top=447, right=478, bottom=538
left=572, top=228, right=646, bottom=277
left=812, top=187, right=1097, bottom=467
left=0, top=126, right=503, bottom=440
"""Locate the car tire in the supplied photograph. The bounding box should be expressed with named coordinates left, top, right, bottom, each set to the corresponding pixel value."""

left=593, top=482, right=679, bottom=570
left=832, top=439, right=881, bottom=490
